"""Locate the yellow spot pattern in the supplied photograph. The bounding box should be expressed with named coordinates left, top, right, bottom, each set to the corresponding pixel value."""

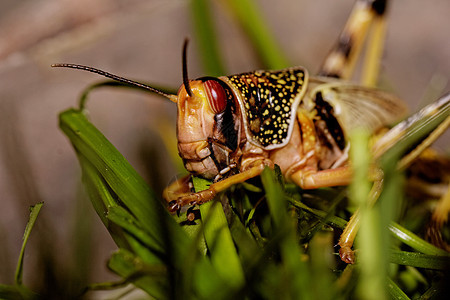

left=228, top=68, right=306, bottom=147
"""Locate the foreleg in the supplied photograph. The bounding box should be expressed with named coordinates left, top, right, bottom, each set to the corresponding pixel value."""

left=167, top=160, right=270, bottom=213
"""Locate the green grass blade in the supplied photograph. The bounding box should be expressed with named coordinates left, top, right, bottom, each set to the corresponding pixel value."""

left=77, top=154, right=119, bottom=223
left=190, top=257, right=231, bottom=299
left=190, top=0, right=226, bottom=76
left=261, top=168, right=311, bottom=299
left=59, top=109, right=189, bottom=265
left=107, top=206, right=157, bottom=250
left=108, top=249, right=169, bottom=299
left=387, top=277, right=411, bottom=300
left=290, top=192, right=448, bottom=261
left=309, top=232, right=336, bottom=300
left=261, top=168, right=286, bottom=227
left=389, top=250, right=450, bottom=270
left=348, top=130, right=371, bottom=208
left=60, top=108, right=234, bottom=298
left=192, top=177, right=245, bottom=291
left=192, top=176, right=212, bottom=192
left=389, top=223, right=450, bottom=256
left=228, top=212, right=260, bottom=267
left=14, top=203, right=43, bottom=286
left=200, top=201, right=245, bottom=290
left=223, top=0, right=290, bottom=69
left=107, top=206, right=168, bottom=264
left=78, top=151, right=169, bottom=264
left=350, top=129, right=388, bottom=300
left=287, top=196, right=348, bottom=229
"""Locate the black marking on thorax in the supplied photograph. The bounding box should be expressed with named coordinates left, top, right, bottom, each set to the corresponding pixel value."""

left=227, top=68, right=307, bottom=149
left=313, top=92, right=346, bottom=151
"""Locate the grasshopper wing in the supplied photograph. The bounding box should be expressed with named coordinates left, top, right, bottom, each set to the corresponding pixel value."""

left=310, top=82, right=408, bottom=135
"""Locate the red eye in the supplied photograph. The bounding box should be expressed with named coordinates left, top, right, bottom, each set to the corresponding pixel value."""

left=204, top=80, right=227, bottom=113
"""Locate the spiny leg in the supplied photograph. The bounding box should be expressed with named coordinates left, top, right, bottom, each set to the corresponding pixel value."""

left=290, top=164, right=383, bottom=190
left=338, top=95, right=449, bottom=262
left=318, top=0, right=388, bottom=84
left=338, top=180, right=383, bottom=263
left=167, top=161, right=269, bottom=213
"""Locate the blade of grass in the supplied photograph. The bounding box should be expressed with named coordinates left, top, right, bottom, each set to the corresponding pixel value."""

left=389, top=250, right=450, bottom=270
left=14, top=202, right=43, bottom=286
left=78, top=151, right=173, bottom=266
left=228, top=212, right=260, bottom=267
left=289, top=193, right=449, bottom=257
left=287, top=196, right=348, bottom=229
left=106, top=206, right=168, bottom=264
left=192, top=177, right=245, bottom=291
left=61, top=109, right=231, bottom=298
left=0, top=203, right=43, bottom=299
left=78, top=147, right=154, bottom=254
left=388, top=223, right=449, bottom=256
left=261, top=168, right=311, bottom=300
left=78, top=147, right=181, bottom=297
left=350, top=129, right=387, bottom=300
left=309, top=232, right=336, bottom=300
left=190, top=257, right=233, bottom=299
left=387, top=277, right=411, bottom=300
left=59, top=109, right=190, bottom=264
left=201, top=202, right=245, bottom=289
left=190, top=0, right=226, bottom=76
left=78, top=153, right=120, bottom=225
left=222, top=0, right=290, bottom=69
left=107, top=249, right=169, bottom=299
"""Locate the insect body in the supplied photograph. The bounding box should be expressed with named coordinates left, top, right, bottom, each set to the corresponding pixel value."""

left=166, top=64, right=406, bottom=212
left=53, top=0, right=449, bottom=264
left=176, top=67, right=310, bottom=183
left=53, top=61, right=406, bottom=212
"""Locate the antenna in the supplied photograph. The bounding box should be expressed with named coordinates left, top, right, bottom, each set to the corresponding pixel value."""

left=51, top=63, right=178, bottom=103
left=182, top=39, right=193, bottom=97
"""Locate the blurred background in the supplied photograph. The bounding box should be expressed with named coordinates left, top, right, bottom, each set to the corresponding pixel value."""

left=0, top=0, right=448, bottom=298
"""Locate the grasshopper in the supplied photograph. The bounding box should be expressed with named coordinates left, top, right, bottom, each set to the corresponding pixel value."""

left=53, top=0, right=449, bottom=263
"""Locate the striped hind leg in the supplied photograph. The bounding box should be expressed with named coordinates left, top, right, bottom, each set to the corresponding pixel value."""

left=317, top=0, right=390, bottom=264
left=339, top=93, right=450, bottom=263
left=318, top=0, right=388, bottom=87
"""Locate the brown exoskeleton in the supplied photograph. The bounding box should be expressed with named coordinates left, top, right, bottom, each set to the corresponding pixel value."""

left=53, top=0, right=449, bottom=263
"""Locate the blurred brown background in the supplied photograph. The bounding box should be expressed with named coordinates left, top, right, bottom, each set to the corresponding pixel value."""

left=0, top=0, right=448, bottom=298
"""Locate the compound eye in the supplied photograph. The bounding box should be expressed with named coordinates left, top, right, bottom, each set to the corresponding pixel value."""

left=204, top=80, right=227, bottom=114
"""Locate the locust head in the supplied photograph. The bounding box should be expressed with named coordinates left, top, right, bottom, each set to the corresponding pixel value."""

left=176, top=76, right=241, bottom=180
left=52, top=40, right=241, bottom=181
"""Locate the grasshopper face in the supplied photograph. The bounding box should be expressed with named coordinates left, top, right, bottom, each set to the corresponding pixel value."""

left=176, top=78, right=242, bottom=180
